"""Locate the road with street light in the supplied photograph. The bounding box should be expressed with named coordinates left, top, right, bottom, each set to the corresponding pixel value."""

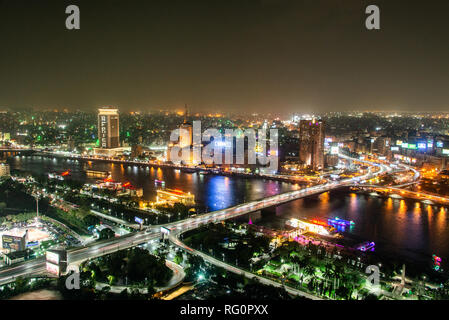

left=0, top=153, right=424, bottom=290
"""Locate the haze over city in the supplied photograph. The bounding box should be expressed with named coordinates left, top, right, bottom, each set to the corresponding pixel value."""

left=1, top=0, right=449, bottom=114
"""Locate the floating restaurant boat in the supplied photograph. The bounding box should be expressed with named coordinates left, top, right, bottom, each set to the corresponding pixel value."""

left=286, top=218, right=333, bottom=236
left=327, top=217, right=355, bottom=227
left=85, top=169, right=110, bottom=178
left=355, top=241, right=375, bottom=252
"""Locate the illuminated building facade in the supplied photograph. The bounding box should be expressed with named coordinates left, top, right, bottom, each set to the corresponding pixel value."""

left=0, top=161, right=10, bottom=177
left=98, top=107, right=120, bottom=148
left=156, top=189, right=195, bottom=206
left=167, top=104, right=195, bottom=164
left=95, top=107, right=124, bottom=157
left=299, top=118, right=324, bottom=170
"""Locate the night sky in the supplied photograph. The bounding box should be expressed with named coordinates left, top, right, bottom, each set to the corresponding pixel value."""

left=0, top=0, right=448, bottom=114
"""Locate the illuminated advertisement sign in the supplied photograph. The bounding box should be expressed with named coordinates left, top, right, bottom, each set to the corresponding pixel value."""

left=26, top=241, right=39, bottom=247
left=46, top=251, right=60, bottom=265
left=443, top=149, right=449, bottom=155
left=437, top=141, right=444, bottom=148
left=214, top=140, right=232, bottom=148
left=396, top=140, right=403, bottom=146
left=401, top=142, right=408, bottom=148
left=330, top=146, right=339, bottom=155
left=407, top=144, right=417, bottom=150
left=428, top=142, right=433, bottom=148
left=2, top=235, right=26, bottom=251
left=100, top=115, right=108, bottom=148
left=134, top=216, right=143, bottom=224
left=391, top=146, right=399, bottom=151
left=46, top=262, right=60, bottom=275
left=418, top=143, right=426, bottom=149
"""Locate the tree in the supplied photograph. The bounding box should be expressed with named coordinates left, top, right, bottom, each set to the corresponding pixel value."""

left=323, top=263, right=335, bottom=296
left=147, top=286, right=156, bottom=299
left=304, top=264, right=316, bottom=281
left=174, top=251, right=184, bottom=265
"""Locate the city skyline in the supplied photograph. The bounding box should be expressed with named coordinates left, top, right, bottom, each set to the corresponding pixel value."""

left=1, top=0, right=449, bottom=306
left=1, top=0, right=449, bottom=114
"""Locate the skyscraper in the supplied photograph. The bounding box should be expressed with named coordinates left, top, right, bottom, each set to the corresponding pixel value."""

left=98, top=107, right=120, bottom=149
left=167, top=104, right=196, bottom=164
left=299, top=118, right=325, bottom=170
left=179, top=104, right=193, bottom=148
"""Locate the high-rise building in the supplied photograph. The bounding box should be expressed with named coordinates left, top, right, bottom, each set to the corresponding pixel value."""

left=179, top=104, right=193, bottom=148
left=372, top=136, right=392, bottom=156
left=167, top=104, right=196, bottom=164
left=98, top=107, right=120, bottom=149
left=299, top=118, right=325, bottom=170
left=0, top=161, right=10, bottom=177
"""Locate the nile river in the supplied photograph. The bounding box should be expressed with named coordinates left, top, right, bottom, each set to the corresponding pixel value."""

left=7, top=155, right=449, bottom=268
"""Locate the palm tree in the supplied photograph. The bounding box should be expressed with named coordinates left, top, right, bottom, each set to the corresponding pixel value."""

left=333, top=263, right=345, bottom=289
left=304, top=264, right=315, bottom=281
left=323, top=263, right=335, bottom=296
left=291, top=255, right=301, bottom=276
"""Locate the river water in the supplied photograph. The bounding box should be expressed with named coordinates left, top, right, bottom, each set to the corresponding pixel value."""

left=7, top=155, right=449, bottom=268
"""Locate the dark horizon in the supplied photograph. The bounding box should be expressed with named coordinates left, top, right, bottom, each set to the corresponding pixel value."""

left=1, top=0, right=448, bottom=115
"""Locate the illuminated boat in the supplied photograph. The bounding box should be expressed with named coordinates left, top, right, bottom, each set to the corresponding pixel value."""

left=355, top=241, right=375, bottom=252
left=328, top=217, right=355, bottom=227
left=286, top=218, right=332, bottom=236
left=154, top=179, right=166, bottom=186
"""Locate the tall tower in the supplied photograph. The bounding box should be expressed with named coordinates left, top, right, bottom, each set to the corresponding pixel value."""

left=299, top=118, right=324, bottom=170
left=179, top=104, right=193, bottom=148
left=98, top=107, right=120, bottom=149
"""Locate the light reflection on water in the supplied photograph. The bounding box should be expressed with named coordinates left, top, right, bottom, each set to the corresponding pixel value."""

left=8, top=155, right=449, bottom=265
left=7, top=155, right=296, bottom=212
left=251, top=191, right=449, bottom=265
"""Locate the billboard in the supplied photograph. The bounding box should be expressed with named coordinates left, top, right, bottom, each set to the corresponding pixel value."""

left=99, top=115, right=108, bottom=148
left=45, top=250, right=68, bottom=275
left=134, top=216, right=143, bottom=224
left=161, top=226, right=170, bottom=234
left=330, top=146, right=339, bottom=155
left=46, top=251, right=60, bottom=264
left=2, top=234, right=26, bottom=251
left=26, top=241, right=39, bottom=247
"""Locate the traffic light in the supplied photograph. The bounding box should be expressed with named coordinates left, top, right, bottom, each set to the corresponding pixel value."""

left=432, top=254, right=442, bottom=271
